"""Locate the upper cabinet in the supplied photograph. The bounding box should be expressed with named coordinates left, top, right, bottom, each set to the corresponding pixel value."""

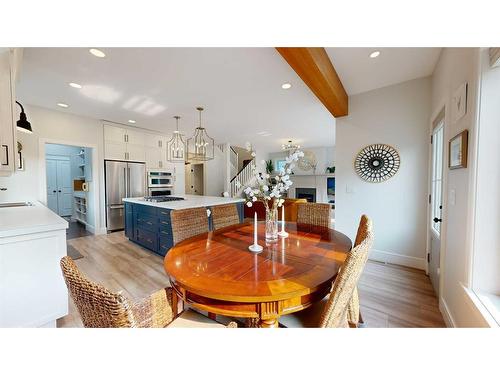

left=0, top=49, right=20, bottom=176
left=103, top=123, right=146, bottom=162
left=145, top=133, right=168, bottom=169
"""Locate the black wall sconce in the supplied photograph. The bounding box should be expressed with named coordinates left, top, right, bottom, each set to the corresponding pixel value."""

left=15, top=101, right=32, bottom=133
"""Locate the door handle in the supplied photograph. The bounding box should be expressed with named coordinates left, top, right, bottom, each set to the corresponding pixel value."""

left=1, top=145, right=8, bottom=166
left=433, top=217, right=442, bottom=223
left=53, top=190, right=57, bottom=193
left=58, top=190, right=62, bottom=193
left=110, top=204, right=124, bottom=209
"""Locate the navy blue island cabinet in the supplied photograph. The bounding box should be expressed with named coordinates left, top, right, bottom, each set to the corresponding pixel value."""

left=124, top=201, right=244, bottom=257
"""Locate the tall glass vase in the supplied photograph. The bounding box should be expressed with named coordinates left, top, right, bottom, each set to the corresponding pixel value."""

left=265, top=205, right=278, bottom=243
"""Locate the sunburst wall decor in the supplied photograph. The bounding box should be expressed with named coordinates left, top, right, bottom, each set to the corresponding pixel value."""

left=354, top=144, right=400, bottom=183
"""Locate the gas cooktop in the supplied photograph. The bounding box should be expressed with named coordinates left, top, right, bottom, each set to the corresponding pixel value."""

left=144, top=196, right=185, bottom=203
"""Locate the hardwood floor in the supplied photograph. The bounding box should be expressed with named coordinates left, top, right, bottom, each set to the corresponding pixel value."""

left=57, top=232, right=446, bottom=328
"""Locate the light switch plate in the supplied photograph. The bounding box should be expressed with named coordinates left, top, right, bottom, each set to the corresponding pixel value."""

left=346, top=185, right=354, bottom=194
left=449, top=189, right=456, bottom=206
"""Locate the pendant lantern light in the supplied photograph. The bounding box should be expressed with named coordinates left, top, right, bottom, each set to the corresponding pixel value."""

left=166, top=115, right=186, bottom=162
left=186, top=107, right=215, bottom=161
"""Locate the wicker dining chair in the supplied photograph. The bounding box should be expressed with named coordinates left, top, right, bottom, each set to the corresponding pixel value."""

left=170, top=207, right=209, bottom=245
left=211, top=204, right=240, bottom=231
left=347, top=215, right=372, bottom=327
left=60, top=256, right=236, bottom=328
left=279, top=215, right=374, bottom=328
left=297, top=202, right=331, bottom=228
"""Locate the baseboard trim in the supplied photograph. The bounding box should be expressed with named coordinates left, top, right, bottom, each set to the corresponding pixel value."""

left=369, top=249, right=426, bottom=270
left=93, top=227, right=107, bottom=235
left=440, top=297, right=456, bottom=327
left=85, top=224, right=95, bottom=234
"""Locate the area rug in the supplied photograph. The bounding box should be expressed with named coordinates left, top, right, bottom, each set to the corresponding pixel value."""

left=67, top=244, right=84, bottom=260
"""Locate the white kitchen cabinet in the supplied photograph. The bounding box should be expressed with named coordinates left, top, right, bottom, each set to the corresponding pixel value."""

left=0, top=202, right=68, bottom=328
left=146, top=133, right=166, bottom=148
left=145, top=133, right=168, bottom=169
left=104, top=124, right=126, bottom=144
left=104, top=141, right=127, bottom=160
left=126, top=128, right=145, bottom=146
left=103, top=124, right=146, bottom=162
left=0, top=49, right=17, bottom=176
left=126, top=143, right=146, bottom=162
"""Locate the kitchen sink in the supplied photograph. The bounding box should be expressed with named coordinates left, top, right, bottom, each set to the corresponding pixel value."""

left=0, top=202, right=33, bottom=208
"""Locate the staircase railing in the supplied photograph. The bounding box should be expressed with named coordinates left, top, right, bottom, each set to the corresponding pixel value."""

left=229, top=146, right=238, bottom=178
left=230, top=158, right=256, bottom=197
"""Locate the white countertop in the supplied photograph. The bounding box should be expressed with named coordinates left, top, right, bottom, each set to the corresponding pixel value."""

left=123, top=194, right=244, bottom=210
left=0, top=201, right=68, bottom=238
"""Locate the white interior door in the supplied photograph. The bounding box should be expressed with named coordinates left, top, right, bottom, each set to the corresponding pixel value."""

left=429, top=120, right=444, bottom=296
left=46, top=159, right=58, bottom=213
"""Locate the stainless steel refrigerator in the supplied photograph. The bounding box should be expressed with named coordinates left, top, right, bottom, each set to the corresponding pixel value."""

left=105, top=160, right=146, bottom=231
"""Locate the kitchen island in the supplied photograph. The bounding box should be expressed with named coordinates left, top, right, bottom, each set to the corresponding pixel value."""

left=123, top=195, right=245, bottom=256
left=0, top=201, right=68, bottom=327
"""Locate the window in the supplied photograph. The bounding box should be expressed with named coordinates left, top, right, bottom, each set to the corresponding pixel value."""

left=431, top=122, right=444, bottom=234
left=276, top=160, right=287, bottom=173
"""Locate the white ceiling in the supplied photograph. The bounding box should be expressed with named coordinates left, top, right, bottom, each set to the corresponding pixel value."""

left=326, top=47, right=441, bottom=95
left=17, top=48, right=334, bottom=152
left=17, top=48, right=442, bottom=152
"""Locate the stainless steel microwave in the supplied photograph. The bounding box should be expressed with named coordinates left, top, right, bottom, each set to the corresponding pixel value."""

left=147, top=170, right=173, bottom=188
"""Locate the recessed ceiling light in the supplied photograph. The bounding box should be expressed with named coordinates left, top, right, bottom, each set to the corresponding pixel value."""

left=128, top=120, right=136, bottom=124
left=369, top=50, right=381, bottom=58
left=89, top=48, right=106, bottom=58
left=57, top=102, right=69, bottom=108
left=69, top=82, right=82, bottom=89
left=281, top=82, right=292, bottom=90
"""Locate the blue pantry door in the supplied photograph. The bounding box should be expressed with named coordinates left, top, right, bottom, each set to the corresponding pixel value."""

left=57, top=159, right=73, bottom=216
left=46, top=159, right=59, bottom=213
left=46, top=157, right=73, bottom=216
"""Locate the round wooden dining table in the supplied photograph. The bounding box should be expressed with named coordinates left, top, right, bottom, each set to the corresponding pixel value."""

left=164, top=222, right=352, bottom=327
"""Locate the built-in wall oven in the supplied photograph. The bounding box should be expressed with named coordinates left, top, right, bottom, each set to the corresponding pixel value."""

left=147, top=170, right=174, bottom=196
left=148, top=187, right=173, bottom=196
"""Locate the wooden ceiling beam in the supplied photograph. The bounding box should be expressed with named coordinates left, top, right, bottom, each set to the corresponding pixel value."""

left=276, top=47, right=348, bottom=117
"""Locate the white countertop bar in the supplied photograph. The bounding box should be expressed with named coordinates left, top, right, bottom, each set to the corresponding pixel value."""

left=123, top=195, right=244, bottom=210
left=0, top=201, right=68, bottom=238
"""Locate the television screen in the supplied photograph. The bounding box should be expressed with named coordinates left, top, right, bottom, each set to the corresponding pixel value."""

left=327, top=177, right=335, bottom=195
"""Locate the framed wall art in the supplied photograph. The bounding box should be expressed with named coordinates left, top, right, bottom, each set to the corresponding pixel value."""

left=452, top=82, right=467, bottom=123
left=449, top=130, right=468, bottom=169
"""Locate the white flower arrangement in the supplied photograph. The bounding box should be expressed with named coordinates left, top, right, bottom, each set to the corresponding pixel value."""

left=243, top=149, right=304, bottom=210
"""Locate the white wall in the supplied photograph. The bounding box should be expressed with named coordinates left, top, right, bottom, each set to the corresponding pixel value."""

left=0, top=105, right=106, bottom=233
left=431, top=48, right=490, bottom=327
left=336, top=77, right=431, bottom=270
left=269, top=146, right=335, bottom=175
left=202, top=146, right=226, bottom=196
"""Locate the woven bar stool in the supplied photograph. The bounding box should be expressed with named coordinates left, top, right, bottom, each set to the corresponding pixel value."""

left=211, top=204, right=240, bottom=231
left=170, top=207, right=209, bottom=245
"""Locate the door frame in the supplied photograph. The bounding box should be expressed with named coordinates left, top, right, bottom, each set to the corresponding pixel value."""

left=38, top=138, right=100, bottom=234
left=426, top=103, right=448, bottom=294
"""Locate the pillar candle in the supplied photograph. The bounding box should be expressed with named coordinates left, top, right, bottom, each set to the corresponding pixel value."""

left=281, top=205, right=285, bottom=231
left=254, top=211, right=258, bottom=244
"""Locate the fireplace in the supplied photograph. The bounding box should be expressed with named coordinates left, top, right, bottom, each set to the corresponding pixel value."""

left=295, top=188, right=317, bottom=203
